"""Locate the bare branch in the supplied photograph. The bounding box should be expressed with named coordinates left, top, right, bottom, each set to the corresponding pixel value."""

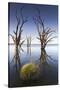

left=33, top=7, right=57, bottom=49
left=46, top=29, right=55, bottom=35
left=20, top=40, right=25, bottom=46
left=9, top=34, right=15, bottom=43
left=36, top=8, right=45, bottom=32
left=20, top=6, right=28, bottom=30
left=46, top=33, right=54, bottom=40
left=46, top=36, right=57, bottom=44
left=33, top=17, right=40, bottom=36
left=20, top=6, right=25, bottom=22
left=37, top=37, right=40, bottom=40
left=20, top=47, right=24, bottom=52
left=13, top=31, right=16, bottom=35
left=15, top=10, right=20, bottom=35
left=20, top=19, right=28, bottom=30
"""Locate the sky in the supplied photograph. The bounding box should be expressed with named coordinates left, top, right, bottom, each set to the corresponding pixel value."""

left=8, top=3, right=58, bottom=44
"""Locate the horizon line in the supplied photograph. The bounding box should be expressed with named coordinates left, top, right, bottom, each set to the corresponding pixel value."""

left=8, top=43, right=58, bottom=45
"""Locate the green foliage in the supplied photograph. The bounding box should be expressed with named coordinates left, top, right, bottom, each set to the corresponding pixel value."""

left=20, top=63, right=38, bottom=80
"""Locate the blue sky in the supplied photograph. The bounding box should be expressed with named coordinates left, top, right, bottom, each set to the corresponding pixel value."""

left=8, top=3, right=58, bottom=44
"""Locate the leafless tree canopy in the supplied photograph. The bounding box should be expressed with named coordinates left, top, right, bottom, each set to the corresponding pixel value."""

left=9, top=6, right=28, bottom=49
left=33, top=8, right=56, bottom=49
left=9, top=6, right=28, bottom=68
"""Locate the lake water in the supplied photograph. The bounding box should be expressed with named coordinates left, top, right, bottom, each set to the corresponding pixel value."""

left=8, top=44, right=58, bottom=87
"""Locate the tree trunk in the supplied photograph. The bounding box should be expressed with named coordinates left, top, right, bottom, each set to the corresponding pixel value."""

left=15, top=44, right=20, bottom=70
left=41, top=39, right=46, bottom=50
left=41, top=42, right=45, bottom=49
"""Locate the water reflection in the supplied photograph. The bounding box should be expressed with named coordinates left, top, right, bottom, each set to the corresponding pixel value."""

left=19, top=48, right=54, bottom=80
left=40, top=49, right=47, bottom=64
left=9, top=45, right=58, bottom=87
left=11, top=47, right=21, bottom=70
left=39, top=48, right=55, bottom=65
left=38, top=48, right=53, bottom=72
left=11, top=46, right=55, bottom=77
left=27, top=45, right=31, bottom=56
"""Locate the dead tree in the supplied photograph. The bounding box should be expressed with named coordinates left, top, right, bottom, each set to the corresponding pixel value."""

left=26, top=35, right=33, bottom=55
left=9, top=7, right=28, bottom=68
left=33, top=8, right=56, bottom=50
left=26, top=35, right=32, bottom=47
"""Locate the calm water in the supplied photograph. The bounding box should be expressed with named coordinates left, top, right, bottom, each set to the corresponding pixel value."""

left=8, top=44, right=58, bottom=87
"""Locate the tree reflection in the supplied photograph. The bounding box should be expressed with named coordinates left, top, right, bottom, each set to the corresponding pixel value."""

left=40, top=49, right=47, bottom=64
left=26, top=35, right=32, bottom=56
left=38, top=48, right=55, bottom=76
left=27, top=46, right=31, bottom=56
left=11, top=46, right=25, bottom=72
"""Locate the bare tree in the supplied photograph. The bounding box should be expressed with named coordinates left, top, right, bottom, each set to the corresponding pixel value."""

left=33, top=8, right=56, bottom=50
left=26, top=34, right=32, bottom=47
left=9, top=7, right=28, bottom=68
left=26, top=34, right=33, bottom=56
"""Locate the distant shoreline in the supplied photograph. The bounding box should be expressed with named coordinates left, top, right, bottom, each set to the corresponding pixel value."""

left=8, top=43, right=58, bottom=46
